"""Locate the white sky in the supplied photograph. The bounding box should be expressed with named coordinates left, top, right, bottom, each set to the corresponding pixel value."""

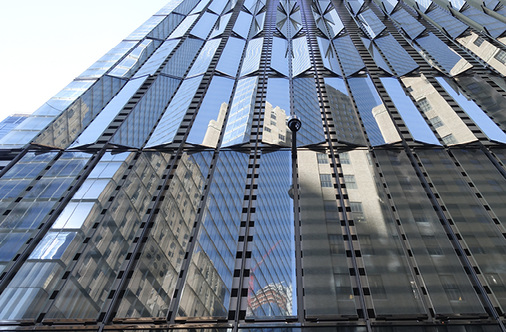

left=0, top=0, right=169, bottom=122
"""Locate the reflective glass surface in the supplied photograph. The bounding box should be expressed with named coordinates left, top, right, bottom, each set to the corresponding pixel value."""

left=291, top=37, right=312, bottom=77
left=169, top=14, right=200, bottom=39
left=333, top=36, right=365, bottom=77
left=391, top=8, right=425, bottom=39
left=78, top=41, right=137, bottom=79
left=146, top=76, right=204, bottom=147
left=324, top=8, right=344, bottom=37
left=374, top=35, right=418, bottom=76
left=161, top=38, right=204, bottom=78
left=178, top=151, right=249, bottom=317
left=271, top=37, right=289, bottom=76
left=187, top=76, right=235, bottom=146
left=293, top=78, right=326, bottom=146
left=191, top=12, right=219, bottom=39
left=109, top=39, right=159, bottom=79
left=317, top=37, right=342, bottom=76
left=210, top=13, right=232, bottom=38
left=460, top=7, right=506, bottom=38
left=426, top=6, right=468, bottom=38
left=216, top=37, right=247, bottom=77
left=187, top=38, right=222, bottom=77
left=240, top=38, right=264, bottom=76
left=132, top=39, right=180, bottom=78
left=357, top=9, right=386, bottom=39
left=233, top=11, right=254, bottom=38
left=263, top=78, right=291, bottom=147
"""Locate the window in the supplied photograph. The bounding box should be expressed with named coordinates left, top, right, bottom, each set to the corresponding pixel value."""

left=473, top=36, right=485, bottom=47
left=440, top=274, right=463, bottom=301
left=324, top=200, right=339, bottom=221
left=344, top=174, right=357, bottom=189
left=271, top=113, right=276, bottom=119
left=350, top=201, right=365, bottom=222
left=328, top=234, right=340, bottom=254
left=442, top=133, right=457, bottom=145
left=278, top=134, right=285, bottom=141
left=264, top=126, right=271, bottom=133
left=406, top=86, right=413, bottom=93
left=320, top=174, right=333, bottom=187
left=368, top=275, right=387, bottom=299
left=429, top=116, right=444, bottom=128
left=317, top=153, right=328, bottom=164
left=270, top=120, right=277, bottom=126
left=339, top=152, right=351, bottom=164
left=421, top=235, right=443, bottom=255
left=494, top=50, right=506, bottom=65
left=417, top=97, right=432, bottom=113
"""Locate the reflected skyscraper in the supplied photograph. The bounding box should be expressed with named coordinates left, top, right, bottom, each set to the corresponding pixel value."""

left=2, top=0, right=506, bottom=331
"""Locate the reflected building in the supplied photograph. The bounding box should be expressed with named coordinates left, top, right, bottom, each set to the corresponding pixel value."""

left=2, top=0, right=506, bottom=331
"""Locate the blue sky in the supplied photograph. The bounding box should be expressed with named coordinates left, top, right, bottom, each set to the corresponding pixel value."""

left=0, top=1, right=169, bottom=122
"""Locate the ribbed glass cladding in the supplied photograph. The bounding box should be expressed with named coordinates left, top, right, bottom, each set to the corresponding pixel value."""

left=3, top=0, right=506, bottom=331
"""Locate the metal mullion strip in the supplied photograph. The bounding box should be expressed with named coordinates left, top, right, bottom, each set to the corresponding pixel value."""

left=409, top=147, right=506, bottom=330
left=0, top=149, right=104, bottom=296
left=297, top=0, right=371, bottom=328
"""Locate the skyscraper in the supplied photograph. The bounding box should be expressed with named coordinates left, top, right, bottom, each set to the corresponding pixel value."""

left=1, top=0, right=506, bottom=330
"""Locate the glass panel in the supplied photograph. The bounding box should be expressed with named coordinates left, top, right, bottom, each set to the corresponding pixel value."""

left=376, top=149, right=485, bottom=315
left=374, top=35, right=419, bottom=76
left=149, top=14, right=187, bottom=40
left=126, top=15, right=165, bottom=41
left=263, top=78, right=291, bottom=147
left=146, top=76, right=203, bottom=148
left=357, top=9, right=386, bottom=38
left=208, top=0, right=228, bottom=14
left=333, top=35, right=365, bottom=77
left=366, top=39, right=393, bottom=75
left=109, top=39, right=159, bottom=79
left=191, top=12, right=219, bottom=39
left=343, top=150, right=425, bottom=316
left=233, top=11, right=254, bottom=38
left=70, top=77, right=147, bottom=148
left=317, top=37, right=342, bottom=76
left=251, top=12, right=266, bottom=37
left=426, top=6, right=468, bottom=38
left=178, top=151, right=249, bottom=317
left=348, top=76, right=401, bottom=146
left=187, top=76, right=235, bottom=147
left=240, top=38, right=264, bottom=76
left=293, top=78, right=326, bottom=146
left=449, top=0, right=466, bottom=10
left=173, top=0, right=201, bottom=15
left=216, top=37, right=246, bottom=77
left=436, top=77, right=506, bottom=144
left=292, top=37, right=312, bottom=77
left=78, top=41, right=137, bottom=78
left=169, top=14, right=199, bottom=39
left=324, top=78, right=367, bottom=145
left=380, top=78, right=440, bottom=145
left=324, top=8, right=344, bottom=37
left=161, top=38, right=204, bottom=78
left=271, top=37, right=289, bottom=76
left=401, top=75, right=477, bottom=145
left=117, top=152, right=212, bottom=318
left=247, top=150, right=295, bottom=318
left=299, top=150, right=357, bottom=317
left=187, top=38, right=222, bottom=77
left=210, top=13, right=232, bottom=38
left=391, top=8, right=425, bottom=39
left=222, top=76, right=259, bottom=147
left=110, top=76, right=181, bottom=148
left=190, top=0, right=212, bottom=14
left=155, top=0, right=185, bottom=15
left=418, top=149, right=506, bottom=313
left=345, top=0, right=365, bottom=15
left=415, top=33, right=472, bottom=76
left=380, top=0, right=398, bottom=14
left=461, top=7, right=506, bottom=38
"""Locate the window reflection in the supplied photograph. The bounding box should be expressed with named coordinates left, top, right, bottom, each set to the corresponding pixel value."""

left=263, top=78, right=291, bottom=147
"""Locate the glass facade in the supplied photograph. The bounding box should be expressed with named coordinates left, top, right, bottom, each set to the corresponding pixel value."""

left=2, top=0, right=506, bottom=330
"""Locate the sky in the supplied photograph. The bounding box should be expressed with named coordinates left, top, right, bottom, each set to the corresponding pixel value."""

left=0, top=0, right=169, bottom=122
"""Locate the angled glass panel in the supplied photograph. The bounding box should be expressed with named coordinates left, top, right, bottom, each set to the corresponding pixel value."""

left=190, top=0, right=212, bottom=14
left=345, top=0, right=365, bottom=15
left=247, top=150, right=295, bottom=318
left=222, top=76, right=259, bottom=147
left=187, top=76, right=235, bottom=147
left=240, top=38, right=264, bottom=76
left=111, top=76, right=181, bottom=148
left=367, top=39, right=394, bottom=75
left=348, top=76, right=401, bottom=145
left=342, top=150, right=425, bottom=316
left=357, top=9, right=386, bottom=39
left=333, top=35, right=365, bottom=77
left=416, top=33, right=472, bottom=76
left=293, top=78, right=326, bottom=146
left=317, top=37, right=343, bottom=76
left=251, top=12, right=266, bottom=37
left=271, top=37, right=289, bottom=76
left=276, top=7, right=289, bottom=38
left=380, top=0, right=398, bottom=13
left=208, top=0, right=228, bottom=14
left=401, top=75, right=477, bottom=145
left=374, top=35, right=419, bottom=76
left=187, top=38, right=222, bottom=77
left=418, top=149, right=506, bottom=314
left=454, top=76, right=506, bottom=130
left=210, top=13, right=232, bottom=38
left=449, top=0, right=466, bottom=10
left=190, top=12, right=219, bottom=39
left=109, top=39, right=159, bottom=79
left=426, top=6, right=468, bottom=38
left=178, top=151, right=249, bottom=318
left=126, top=15, right=165, bottom=41
left=168, top=14, right=199, bottom=39
left=436, top=77, right=506, bottom=143
left=244, top=0, right=257, bottom=13
left=148, top=14, right=187, bottom=40
left=78, top=40, right=137, bottom=79
left=161, top=38, right=204, bottom=78
left=414, top=0, right=432, bottom=12
left=324, top=78, right=367, bottom=145
left=324, top=8, right=344, bottom=37
left=173, top=0, right=201, bottom=15
left=290, top=10, right=303, bottom=38
left=299, top=150, right=357, bottom=317
left=233, top=11, right=254, bottom=38
left=263, top=78, right=291, bottom=147
left=146, top=76, right=203, bottom=148
left=132, top=39, right=179, bottom=78
left=380, top=78, right=440, bottom=145
left=116, top=152, right=212, bottom=318
left=390, top=8, right=425, bottom=39
left=70, top=77, right=147, bottom=148
left=155, top=0, right=185, bottom=15
left=376, top=149, right=485, bottom=315
left=292, top=37, right=312, bottom=77
left=216, top=37, right=246, bottom=76
left=461, top=7, right=506, bottom=38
